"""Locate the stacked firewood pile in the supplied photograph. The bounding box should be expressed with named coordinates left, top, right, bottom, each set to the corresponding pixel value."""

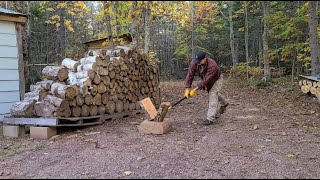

left=299, top=79, right=320, bottom=95
left=10, top=45, right=160, bottom=118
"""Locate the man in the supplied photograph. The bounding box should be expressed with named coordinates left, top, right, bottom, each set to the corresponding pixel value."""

left=184, top=51, right=228, bottom=125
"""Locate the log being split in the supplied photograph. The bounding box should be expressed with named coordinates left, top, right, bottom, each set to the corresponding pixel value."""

left=42, top=66, right=68, bottom=82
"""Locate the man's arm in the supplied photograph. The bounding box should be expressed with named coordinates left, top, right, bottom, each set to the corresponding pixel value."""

left=197, top=65, right=217, bottom=90
left=184, top=61, right=196, bottom=88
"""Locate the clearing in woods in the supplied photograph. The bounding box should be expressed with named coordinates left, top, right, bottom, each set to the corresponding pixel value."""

left=0, top=78, right=320, bottom=178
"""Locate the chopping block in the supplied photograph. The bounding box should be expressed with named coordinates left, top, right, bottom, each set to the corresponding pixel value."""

left=138, top=98, right=173, bottom=135
left=138, top=118, right=172, bottom=135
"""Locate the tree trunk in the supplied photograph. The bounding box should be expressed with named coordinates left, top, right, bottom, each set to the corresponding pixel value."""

left=308, top=1, right=320, bottom=76
left=229, top=1, right=237, bottom=76
left=144, top=1, right=151, bottom=52
left=130, top=1, right=138, bottom=46
left=191, top=1, right=195, bottom=58
left=103, top=1, right=114, bottom=55
left=244, top=1, right=249, bottom=80
left=262, top=1, right=271, bottom=81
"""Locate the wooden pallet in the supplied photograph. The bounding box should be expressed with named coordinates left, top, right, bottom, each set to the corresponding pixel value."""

left=2, top=110, right=142, bottom=127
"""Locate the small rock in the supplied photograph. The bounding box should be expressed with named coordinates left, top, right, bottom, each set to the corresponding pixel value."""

left=0, top=172, right=3, bottom=176
left=124, top=171, right=132, bottom=176
left=282, top=132, right=287, bottom=136
left=137, top=157, right=143, bottom=161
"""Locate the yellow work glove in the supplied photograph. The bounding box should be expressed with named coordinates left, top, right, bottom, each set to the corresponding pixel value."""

left=184, top=88, right=190, bottom=98
left=189, top=89, right=197, bottom=97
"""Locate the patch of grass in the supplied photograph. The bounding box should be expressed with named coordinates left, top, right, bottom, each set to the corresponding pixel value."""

left=0, top=144, right=25, bottom=158
left=36, top=143, right=45, bottom=150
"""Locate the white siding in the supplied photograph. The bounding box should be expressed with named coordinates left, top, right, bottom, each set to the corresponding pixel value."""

left=0, top=102, right=15, bottom=115
left=0, top=33, right=16, bottom=46
left=0, top=58, right=19, bottom=69
left=0, top=46, right=18, bottom=58
left=0, top=91, right=20, bottom=103
left=0, top=81, right=19, bottom=91
left=0, top=21, right=16, bottom=34
left=0, top=70, right=19, bottom=80
left=0, top=21, right=20, bottom=120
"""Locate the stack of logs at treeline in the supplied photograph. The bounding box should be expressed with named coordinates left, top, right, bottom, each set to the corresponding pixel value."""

left=10, top=45, right=160, bottom=118
left=299, top=79, right=320, bottom=96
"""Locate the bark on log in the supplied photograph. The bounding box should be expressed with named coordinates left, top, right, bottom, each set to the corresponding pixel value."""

left=10, top=99, right=36, bottom=117
left=35, top=80, right=54, bottom=90
left=35, top=101, right=55, bottom=117
left=61, top=58, right=79, bottom=72
left=93, top=73, right=101, bottom=84
left=80, top=56, right=100, bottom=64
left=42, top=66, right=68, bottom=81
left=51, top=82, right=77, bottom=100
left=24, top=87, right=48, bottom=101
left=67, top=71, right=78, bottom=85
left=78, top=77, right=91, bottom=87
left=74, top=71, right=89, bottom=79
left=43, top=95, right=64, bottom=107
left=56, top=100, right=71, bottom=117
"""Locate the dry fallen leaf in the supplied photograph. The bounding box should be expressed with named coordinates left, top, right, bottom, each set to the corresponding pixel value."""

left=287, top=153, right=297, bottom=159
left=124, top=171, right=132, bottom=176
left=66, top=134, right=78, bottom=139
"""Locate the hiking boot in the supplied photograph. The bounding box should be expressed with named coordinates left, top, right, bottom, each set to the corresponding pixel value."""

left=202, top=119, right=214, bottom=126
left=219, top=103, right=229, bottom=114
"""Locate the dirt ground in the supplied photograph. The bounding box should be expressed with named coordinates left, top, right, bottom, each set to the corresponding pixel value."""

left=1, top=78, right=320, bottom=179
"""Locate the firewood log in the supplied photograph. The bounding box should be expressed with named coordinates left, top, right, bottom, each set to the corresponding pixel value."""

left=51, top=82, right=77, bottom=100
left=34, top=101, right=55, bottom=117
left=10, top=99, right=36, bottom=117
left=61, top=58, right=80, bottom=72
left=42, top=66, right=68, bottom=82
left=81, top=104, right=90, bottom=117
